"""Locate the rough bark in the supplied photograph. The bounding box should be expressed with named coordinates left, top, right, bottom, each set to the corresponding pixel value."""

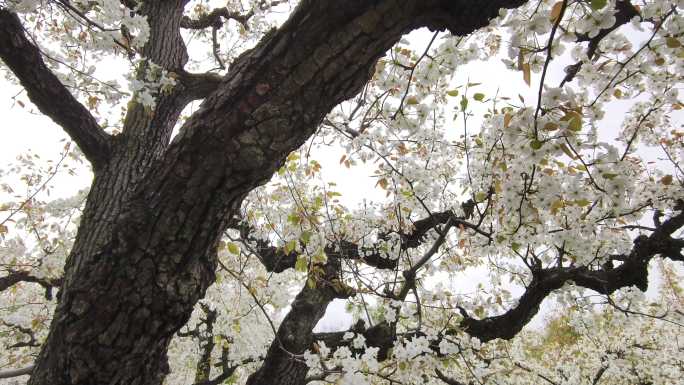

left=1, top=1, right=528, bottom=385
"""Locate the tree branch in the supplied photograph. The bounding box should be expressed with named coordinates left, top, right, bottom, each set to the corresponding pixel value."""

left=0, top=9, right=112, bottom=168
left=561, top=0, right=640, bottom=86
left=0, top=365, right=33, bottom=379
left=0, top=270, right=62, bottom=294
left=237, top=209, right=480, bottom=273
left=435, top=369, right=467, bottom=385
left=311, top=205, right=684, bottom=360
left=2, top=320, right=40, bottom=348
left=178, top=70, right=223, bottom=101
left=181, top=8, right=254, bottom=30
left=313, top=321, right=397, bottom=361
left=458, top=206, right=684, bottom=342
left=245, top=257, right=350, bottom=385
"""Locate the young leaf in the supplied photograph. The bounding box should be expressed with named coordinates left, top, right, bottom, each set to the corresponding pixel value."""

left=227, top=242, right=240, bottom=255
left=295, top=255, right=308, bottom=273
left=561, top=111, right=582, bottom=131
left=300, top=231, right=313, bottom=244
left=406, top=96, right=419, bottom=105
left=550, top=1, right=563, bottom=21
left=666, top=37, right=681, bottom=48
left=522, top=63, right=531, bottom=86
left=504, top=113, right=513, bottom=128
left=591, top=0, right=607, bottom=10
left=284, top=239, right=297, bottom=254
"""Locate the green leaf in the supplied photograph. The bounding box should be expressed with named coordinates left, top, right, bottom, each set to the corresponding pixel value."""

left=529, top=140, right=543, bottom=150
left=227, top=242, right=240, bottom=255
left=666, top=37, right=681, bottom=48
left=590, top=0, right=607, bottom=9
left=511, top=242, right=521, bottom=252
left=550, top=200, right=565, bottom=214
left=460, top=96, right=468, bottom=111
left=559, top=143, right=577, bottom=159
left=300, top=231, right=312, bottom=244
left=295, top=255, right=308, bottom=272
left=312, top=250, right=328, bottom=264
left=475, top=191, right=487, bottom=202
left=575, top=198, right=591, bottom=207
left=284, top=239, right=297, bottom=254
left=287, top=213, right=301, bottom=225
left=473, top=93, right=485, bottom=101
left=446, top=89, right=459, bottom=97
left=602, top=173, right=619, bottom=180
left=561, top=111, right=582, bottom=131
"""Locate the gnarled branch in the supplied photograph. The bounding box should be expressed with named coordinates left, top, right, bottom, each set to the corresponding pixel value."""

left=178, top=71, right=223, bottom=101
left=181, top=8, right=253, bottom=30
left=0, top=365, right=33, bottom=379
left=0, top=9, right=112, bottom=168
left=0, top=270, right=62, bottom=293
left=561, top=0, right=640, bottom=86
left=458, top=206, right=684, bottom=342
left=237, top=208, right=482, bottom=273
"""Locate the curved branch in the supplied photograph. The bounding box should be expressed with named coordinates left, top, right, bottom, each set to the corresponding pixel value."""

left=458, top=206, right=684, bottom=342
left=311, top=205, right=684, bottom=360
left=2, top=320, right=40, bottom=348
left=561, top=0, right=640, bottom=86
left=181, top=8, right=253, bottom=30
left=0, top=270, right=63, bottom=293
left=314, top=321, right=397, bottom=361
left=178, top=70, right=223, bottom=101
left=0, top=365, right=33, bottom=379
left=0, top=9, right=112, bottom=168
left=435, top=369, right=467, bottom=385
left=245, top=258, right=349, bottom=385
left=239, top=209, right=480, bottom=273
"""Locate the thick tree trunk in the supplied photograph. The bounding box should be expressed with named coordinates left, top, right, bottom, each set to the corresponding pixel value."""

left=5, top=1, right=526, bottom=384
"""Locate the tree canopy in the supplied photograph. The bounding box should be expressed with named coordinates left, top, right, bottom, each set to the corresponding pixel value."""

left=0, top=0, right=682, bottom=384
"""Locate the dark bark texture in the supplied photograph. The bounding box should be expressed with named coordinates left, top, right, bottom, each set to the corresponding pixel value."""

left=7, top=1, right=679, bottom=385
